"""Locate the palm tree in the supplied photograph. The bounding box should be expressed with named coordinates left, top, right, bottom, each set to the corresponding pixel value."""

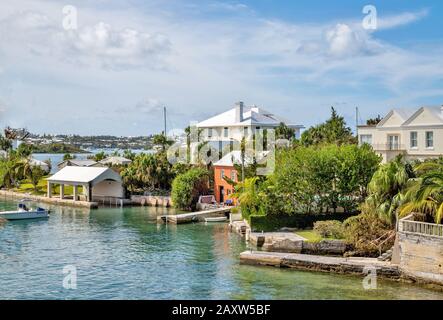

left=229, top=177, right=262, bottom=219
left=399, top=162, right=443, bottom=224
left=365, top=155, right=413, bottom=224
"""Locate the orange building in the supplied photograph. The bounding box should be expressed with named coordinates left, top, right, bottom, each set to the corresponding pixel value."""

left=213, top=162, right=238, bottom=204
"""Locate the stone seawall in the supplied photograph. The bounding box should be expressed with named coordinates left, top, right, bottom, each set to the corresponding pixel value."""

left=131, top=195, right=172, bottom=207
left=398, top=232, right=443, bottom=286
left=0, top=190, right=98, bottom=209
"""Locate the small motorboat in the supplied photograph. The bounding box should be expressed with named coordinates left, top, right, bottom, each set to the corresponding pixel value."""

left=0, top=199, right=50, bottom=220
left=205, top=216, right=228, bottom=223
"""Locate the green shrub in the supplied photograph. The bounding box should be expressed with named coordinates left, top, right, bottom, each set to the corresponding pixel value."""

left=171, top=167, right=209, bottom=210
left=313, top=220, right=344, bottom=239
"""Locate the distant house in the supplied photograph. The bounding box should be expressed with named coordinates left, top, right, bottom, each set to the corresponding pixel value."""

left=57, top=159, right=100, bottom=170
left=197, top=101, right=304, bottom=146
left=213, top=150, right=268, bottom=204
left=29, top=159, right=50, bottom=174
left=99, top=156, right=132, bottom=166
left=46, top=166, right=124, bottom=202
left=358, top=106, right=443, bottom=163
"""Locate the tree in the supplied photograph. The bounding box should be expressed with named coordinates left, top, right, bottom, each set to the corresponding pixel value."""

left=171, top=167, right=209, bottom=210
left=275, top=122, right=295, bottom=140
left=229, top=177, right=263, bottom=219
left=0, top=134, right=12, bottom=151
left=365, top=155, right=414, bottom=224
left=152, top=134, right=174, bottom=152
left=301, top=107, right=356, bottom=146
left=366, top=115, right=382, bottom=126
left=63, top=153, right=75, bottom=161
left=93, top=151, right=107, bottom=162
left=399, top=161, right=443, bottom=224
left=25, top=165, right=45, bottom=192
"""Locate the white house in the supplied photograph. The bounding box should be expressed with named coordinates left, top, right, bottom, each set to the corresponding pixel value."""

left=358, top=106, right=443, bottom=163
left=46, top=166, right=124, bottom=202
left=99, top=156, right=132, bottom=166
left=197, top=101, right=304, bottom=144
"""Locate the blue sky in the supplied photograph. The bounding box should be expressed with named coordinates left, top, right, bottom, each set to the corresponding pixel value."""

left=0, top=0, right=442, bottom=135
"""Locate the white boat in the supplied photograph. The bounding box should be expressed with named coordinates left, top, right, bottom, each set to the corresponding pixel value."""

left=205, top=216, right=228, bottom=223
left=0, top=200, right=50, bottom=220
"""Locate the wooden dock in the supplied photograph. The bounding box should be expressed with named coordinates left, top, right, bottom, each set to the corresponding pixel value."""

left=240, top=251, right=401, bottom=279
left=157, top=207, right=232, bottom=224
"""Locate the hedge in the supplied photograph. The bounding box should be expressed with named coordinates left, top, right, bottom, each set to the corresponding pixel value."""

left=249, top=212, right=358, bottom=232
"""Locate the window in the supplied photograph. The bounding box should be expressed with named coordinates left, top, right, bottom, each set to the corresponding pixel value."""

left=224, top=127, right=229, bottom=138
left=220, top=169, right=225, bottom=180
left=208, top=128, right=213, bottom=138
left=410, top=132, right=418, bottom=149
left=231, top=171, right=236, bottom=181
left=426, top=131, right=434, bottom=148
left=359, top=134, right=372, bottom=145
left=244, top=127, right=249, bottom=137
left=388, top=135, right=399, bottom=150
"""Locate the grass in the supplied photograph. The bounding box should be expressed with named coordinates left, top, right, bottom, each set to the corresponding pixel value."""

left=295, top=229, right=342, bottom=243
left=13, top=177, right=82, bottom=196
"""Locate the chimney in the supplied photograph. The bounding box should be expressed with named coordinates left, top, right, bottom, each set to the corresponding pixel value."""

left=235, top=101, right=244, bottom=123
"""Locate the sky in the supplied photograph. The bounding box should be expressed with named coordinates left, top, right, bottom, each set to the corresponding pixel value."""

left=0, top=0, right=442, bottom=135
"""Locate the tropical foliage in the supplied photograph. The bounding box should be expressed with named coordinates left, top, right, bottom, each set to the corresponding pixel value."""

left=259, top=144, right=380, bottom=215
left=171, top=167, right=210, bottom=210
left=364, top=155, right=414, bottom=224
left=229, top=177, right=264, bottom=219
left=399, top=159, right=443, bottom=223
left=121, top=151, right=178, bottom=192
left=301, top=107, right=357, bottom=146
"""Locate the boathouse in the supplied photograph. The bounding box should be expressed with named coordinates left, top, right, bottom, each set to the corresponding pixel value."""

left=46, top=166, right=124, bottom=202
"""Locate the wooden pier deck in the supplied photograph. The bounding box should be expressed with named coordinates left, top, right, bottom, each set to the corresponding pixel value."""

left=240, top=251, right=401, bottom=279
left=157, top=207, right=232, bottom=224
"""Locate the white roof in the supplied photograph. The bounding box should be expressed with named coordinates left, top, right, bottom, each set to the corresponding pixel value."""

left=46, top=166, right=122, bottom=185
left=197, top=104, right=303, bottom=128
left=214, top=150, right=269, bottom=167
left=58, top=159, right=98, bottom=167
left=99, top=156, right=132, bottom=165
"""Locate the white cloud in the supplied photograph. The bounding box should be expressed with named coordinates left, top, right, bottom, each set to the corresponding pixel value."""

left=0, top=1, right=441, bottom=135
left=377, top=9, right=429, bottom=30
left=0, top=10, right=171, bottom=70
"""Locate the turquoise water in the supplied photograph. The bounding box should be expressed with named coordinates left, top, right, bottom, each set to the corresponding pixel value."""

left=1, top=199, right=443, bottom=300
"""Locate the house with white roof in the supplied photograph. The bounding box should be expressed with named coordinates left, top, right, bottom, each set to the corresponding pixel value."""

left=358, top=106, right=443, bottom=163
left=46, top=166, right=124, bottom=202
left=197, top=101, right=304, bottom=144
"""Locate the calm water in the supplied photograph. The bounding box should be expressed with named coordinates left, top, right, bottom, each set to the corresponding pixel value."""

left=1, top=199, right=443, bottom=300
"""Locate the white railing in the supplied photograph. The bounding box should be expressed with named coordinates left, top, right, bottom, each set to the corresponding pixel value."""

left=399, top=214, right=443, bottom=238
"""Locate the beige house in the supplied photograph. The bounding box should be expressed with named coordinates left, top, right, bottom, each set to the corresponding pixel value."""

left=358, top=106, right=443, bottom=163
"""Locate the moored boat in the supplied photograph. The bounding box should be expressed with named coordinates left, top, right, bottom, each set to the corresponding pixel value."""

left=204, top=216, right=228, bottom=223
left=0, top=200, right=50, bottom=220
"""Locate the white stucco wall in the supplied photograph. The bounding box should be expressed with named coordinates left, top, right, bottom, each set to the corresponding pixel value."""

left=92, top=180, right=124, bottom=199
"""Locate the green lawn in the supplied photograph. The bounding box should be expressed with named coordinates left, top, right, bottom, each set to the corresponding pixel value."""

left=13, top=177, right=81, bottom=196
left=295, top=229, right=342, bottom=243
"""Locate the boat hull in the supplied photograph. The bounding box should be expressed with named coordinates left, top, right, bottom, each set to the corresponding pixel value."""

left=0, top=211, right=49, bottom=220
left=205, top=217, right=228, bottom=223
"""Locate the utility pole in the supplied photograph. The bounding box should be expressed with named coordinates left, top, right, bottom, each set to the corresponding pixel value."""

left=355, top=106, right=359, bottom=138
left=163, top=106, right=167, bottom=137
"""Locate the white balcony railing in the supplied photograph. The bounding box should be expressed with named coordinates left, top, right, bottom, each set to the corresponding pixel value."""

left=370, top=143, right=406, bottom=151
left=399, top=214, right=443, bottom=238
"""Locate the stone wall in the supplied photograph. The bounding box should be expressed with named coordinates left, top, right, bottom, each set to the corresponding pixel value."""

left=131, top=195, right=172, bottom=207
left=398, top=232, right=443, bottom=285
